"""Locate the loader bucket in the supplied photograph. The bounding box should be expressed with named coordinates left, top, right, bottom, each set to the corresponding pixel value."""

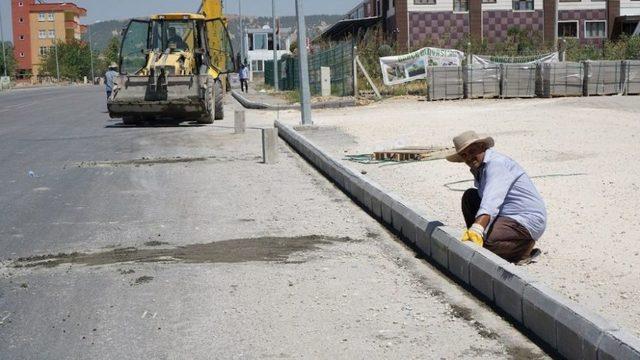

left=108, top=74, right=208, bottom=120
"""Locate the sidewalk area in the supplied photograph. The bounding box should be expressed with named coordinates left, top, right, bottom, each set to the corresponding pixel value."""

left=274, top=95, right=640, bottom=337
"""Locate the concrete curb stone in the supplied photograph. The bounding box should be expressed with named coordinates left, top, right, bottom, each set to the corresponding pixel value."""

left=231, top=90, right=358, bottom=111
left=273, top=120, right=640, bottom=360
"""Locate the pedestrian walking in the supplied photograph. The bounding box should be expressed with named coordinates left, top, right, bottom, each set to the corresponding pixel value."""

left=239, top=63, right=249, bottom=93
left=105, top=62, right=118, bottom=100
left=447, top=131, right=546, bottom=264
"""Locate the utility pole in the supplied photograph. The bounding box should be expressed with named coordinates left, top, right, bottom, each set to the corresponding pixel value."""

left=0, top=7, right=8, bottom=77
left=239, top=0, right=244, bottom=63
left=295, top=0, right=312, bottom=125
left=88, top=23, right=95, bottom=83
left=54, top=41, right=60, bottom=81
left=272, top=0, right=279, bottom=91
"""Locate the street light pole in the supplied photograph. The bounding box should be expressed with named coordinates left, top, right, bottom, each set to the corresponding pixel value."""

left=0, top=7, right=8, bottom=77
left=54, top=41, right=60, bottom=81
left=88, top=23, right=95, bottom=83
left=239, top=0, right=244, bottom=63
left=272, top=0, right=278, bottom=91
left=295, top=0, right=312, bottom=125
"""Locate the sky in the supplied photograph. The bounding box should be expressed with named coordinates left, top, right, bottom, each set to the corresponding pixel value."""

left=1, top=0, right=359, bottom=41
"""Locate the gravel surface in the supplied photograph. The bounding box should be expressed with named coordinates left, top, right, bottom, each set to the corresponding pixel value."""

left=275, top=95, right=640, bottom=338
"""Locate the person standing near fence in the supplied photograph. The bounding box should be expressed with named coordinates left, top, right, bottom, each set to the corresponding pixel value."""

left=239, top=63, right=249, bottom=93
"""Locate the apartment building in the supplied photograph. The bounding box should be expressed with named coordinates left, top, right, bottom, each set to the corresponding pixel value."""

left=11, top=0, right=87, bottom=78
left=327, top=0, right=640, bottom=49
left=244, top=25, right=293, bottom=80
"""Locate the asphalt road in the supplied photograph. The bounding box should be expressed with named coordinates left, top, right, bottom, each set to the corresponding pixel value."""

left=0, top=86, right=548, bottom=359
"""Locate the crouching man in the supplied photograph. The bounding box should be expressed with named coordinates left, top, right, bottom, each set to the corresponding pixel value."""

left=446, top=131, right=546, bottom=263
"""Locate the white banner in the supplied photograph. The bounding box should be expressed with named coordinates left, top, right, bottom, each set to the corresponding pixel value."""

left=380, top=47, right=465, bottom=86
left=471, top=52, right=559, bottom=65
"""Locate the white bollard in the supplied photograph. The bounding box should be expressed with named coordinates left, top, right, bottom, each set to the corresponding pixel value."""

left=320, top=66, right=331, bottom=97
left=261, top=128, right=278, bottom=164
left=234, top=110, right=246, bottom=134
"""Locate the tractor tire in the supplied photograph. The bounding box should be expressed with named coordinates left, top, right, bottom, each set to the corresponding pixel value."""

left=197, top=78, right=215, bottom=124
left=214, top=80, right=224, bottom=120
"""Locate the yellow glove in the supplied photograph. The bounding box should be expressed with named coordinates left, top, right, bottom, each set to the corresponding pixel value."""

left=461, top=224, right=485, bottom=247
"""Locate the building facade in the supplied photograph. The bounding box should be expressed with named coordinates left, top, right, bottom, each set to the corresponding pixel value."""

left=244, top=25, right=293, bottom=80
left=11, top=0, right=87, bottom=78
left=345, top=0, right=639, bottom=50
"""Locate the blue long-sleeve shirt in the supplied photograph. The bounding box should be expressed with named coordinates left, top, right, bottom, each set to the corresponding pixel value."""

left=473, top=148, right=547, bottom=240
left=105, top=70, right=118, bottom=92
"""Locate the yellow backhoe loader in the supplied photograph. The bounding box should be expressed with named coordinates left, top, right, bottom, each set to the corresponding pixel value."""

left=107, top=0, right=235, bottom=125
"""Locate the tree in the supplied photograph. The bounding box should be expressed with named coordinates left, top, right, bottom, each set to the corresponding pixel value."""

left=97, top=36, right=120, bottom=75
left=39, top=39, right=92, bottom=81
left=0, top=41, right=17, bottom=76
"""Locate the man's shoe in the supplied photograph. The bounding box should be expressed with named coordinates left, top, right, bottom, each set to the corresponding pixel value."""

left=516, top=248, right=542, bottom=266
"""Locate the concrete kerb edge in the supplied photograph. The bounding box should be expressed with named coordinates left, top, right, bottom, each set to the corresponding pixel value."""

left=232, top=90, right=358, bottom=111
left=273, top=120, right=640, bottom=359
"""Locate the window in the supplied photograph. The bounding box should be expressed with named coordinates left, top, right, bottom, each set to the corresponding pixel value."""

left=253, top=33, right=268, bottom=50
left=251, top=60, right=264, bottom=72
left=585, top=21, right=606, bottom=38
left=512, top=0, right=534, bottom=10
left=558, top=21, right=578, bottom=37
left=18, top=1, right=24, bottom=6
left=454, top=0, right=468, bottom=11
left=39, top=30, right=46, bottom=39
left=19, top=17, right=24, bottom=23
left=20, top=52, right=25, bottom=58
left=19, top=35, right=25, bottom=40
left=38, top=13, right=46, bottom=21
left=47, top=13, right=55, bottom=21
left=48, top=30, right=55, bottom=38
left=414, top=0, right=436, bottom=4
left=39, top=46, right=48, bottom=56
left=483, top=0, right=497, bottom=3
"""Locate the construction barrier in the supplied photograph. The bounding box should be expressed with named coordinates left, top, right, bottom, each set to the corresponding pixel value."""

left=539, top=62, right=584, bottom=98
left=463, top=64, right=500, bottom=99
left=583, top=60, right=623, bottom=96
left=623, top=60, right=640, bottom=95
left=501, top=63, right=538, bottom=98
left=427, top=66, right=464, bottom=101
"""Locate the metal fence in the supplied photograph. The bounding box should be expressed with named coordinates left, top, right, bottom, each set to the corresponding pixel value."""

left=265, top=41, right=355, bottom=97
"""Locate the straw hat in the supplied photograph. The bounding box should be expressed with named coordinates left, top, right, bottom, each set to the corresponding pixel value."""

left=446, top=130, right=495, bottom=162
left=109, top=62, right=118, bottom=69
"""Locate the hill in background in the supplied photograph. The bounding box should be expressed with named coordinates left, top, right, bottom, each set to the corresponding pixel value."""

left=85, top=15, right=343, bottom=53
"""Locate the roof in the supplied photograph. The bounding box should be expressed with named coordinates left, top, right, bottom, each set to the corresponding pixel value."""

left=151, top=13, right=206, bottom=20
left=316, top=16, right=381, bottom=42
left=31, top=2, right=87, bottom=16
left=246, top=27, right=292, bottom=34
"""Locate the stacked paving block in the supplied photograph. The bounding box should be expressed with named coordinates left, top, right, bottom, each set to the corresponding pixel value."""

left=583, top=60, right=623, bottom=96
left=623, top=60, right=640, bottom=95
left=539, top=62, right=585, bottom=97
left=500, top=63, right=538, bottom=98
left=463, top=64, right=501, bottom=99
left=427, top=66, right=464, bottom=101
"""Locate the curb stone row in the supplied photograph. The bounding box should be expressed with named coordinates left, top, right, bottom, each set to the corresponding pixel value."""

left=274, top=120, right=640, bottom=360
left=231, top=90, right=358, bottom=111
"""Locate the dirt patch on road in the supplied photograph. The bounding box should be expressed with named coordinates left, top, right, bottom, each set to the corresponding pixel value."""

left=74, top=154, right=262, bottom=168
left=12, top=235, right=356, bottom=268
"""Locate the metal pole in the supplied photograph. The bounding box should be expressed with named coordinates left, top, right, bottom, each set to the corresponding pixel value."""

left=272, top=0, right=279, bottom=91
left=0, top=7, right=7, bottom=77
left=54, top=42, right=60, bottom=81
left=88, top=24, right=95, bottom=83
left=295, top=0, right=312, bottom=125
left=239, top=0, right=244, bottom=62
